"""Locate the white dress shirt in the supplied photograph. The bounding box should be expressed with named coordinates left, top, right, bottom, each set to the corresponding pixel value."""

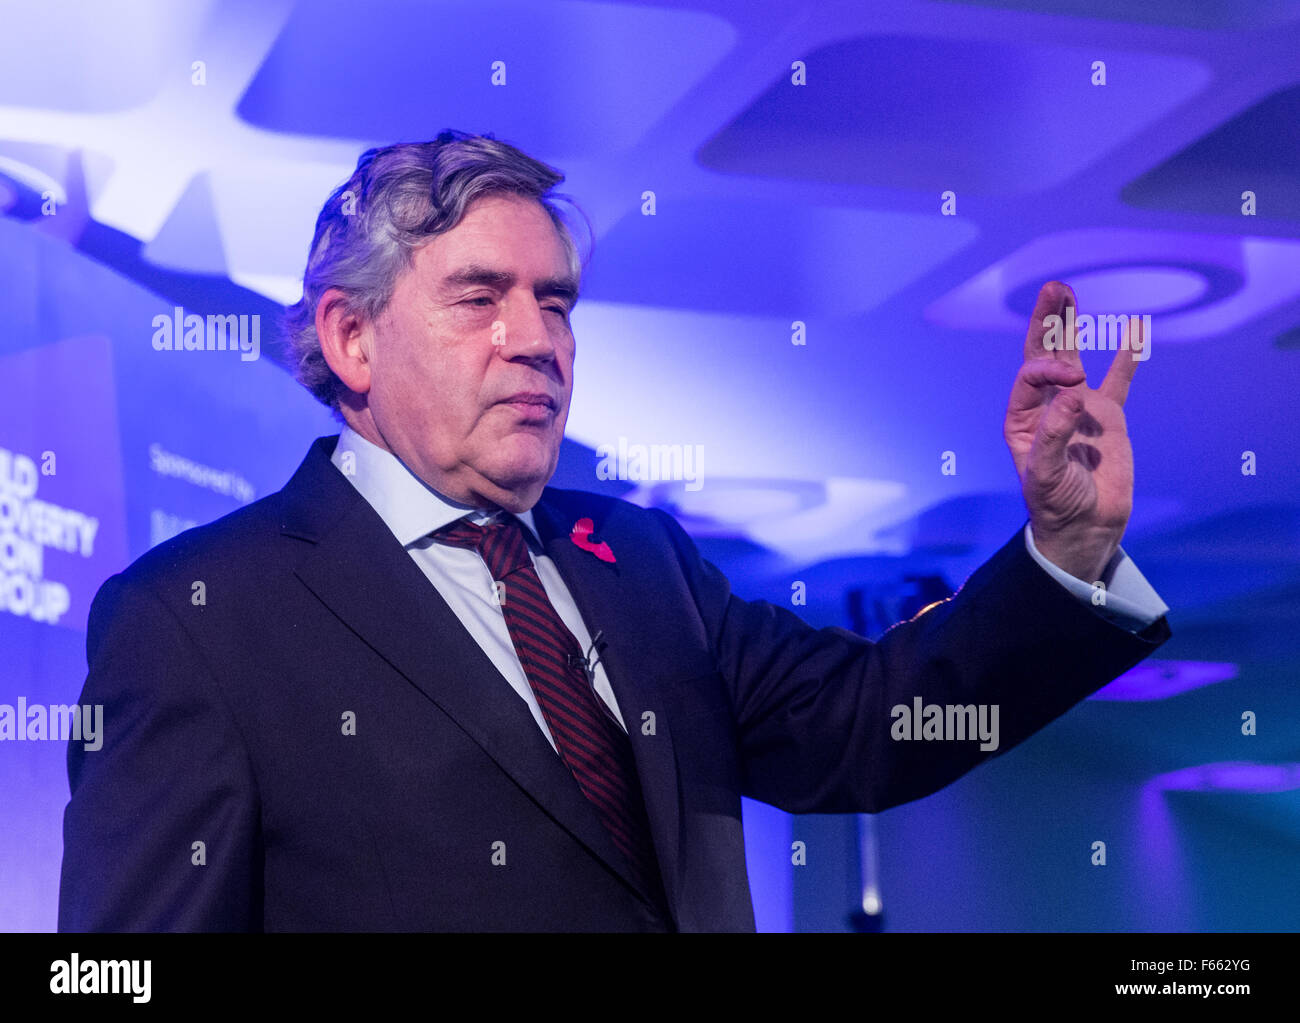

left=330, top=425, right=1169, bottom=754
left=330, top=425, right=626, bottom=753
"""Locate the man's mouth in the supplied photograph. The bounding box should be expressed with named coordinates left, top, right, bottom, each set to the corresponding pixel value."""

left=497, top=392, right=556, bottom=420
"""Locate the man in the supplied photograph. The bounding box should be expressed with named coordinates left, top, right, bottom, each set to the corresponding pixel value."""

left=58, top=131, right=1169, bottom=932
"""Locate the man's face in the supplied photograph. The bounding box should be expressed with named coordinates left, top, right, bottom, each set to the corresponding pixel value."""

left=361, top=193, right=578, bottom=513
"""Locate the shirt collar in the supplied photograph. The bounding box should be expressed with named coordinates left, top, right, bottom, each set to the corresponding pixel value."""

left=329, top=424, right=543, bottom=549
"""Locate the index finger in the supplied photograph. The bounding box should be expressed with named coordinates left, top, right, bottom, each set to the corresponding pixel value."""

left=1024, top=280, right=1084, bottom=371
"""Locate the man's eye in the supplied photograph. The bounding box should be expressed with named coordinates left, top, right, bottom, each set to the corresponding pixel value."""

left=465, top=297, right=495, bottom=307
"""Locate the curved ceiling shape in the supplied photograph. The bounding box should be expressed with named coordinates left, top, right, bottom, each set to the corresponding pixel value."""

left=1122, top=84, right=1300, bottom=222
left=698, top=35, right=1209, bottom=194
left=929, top=0, right=1300, bottom=31
left=925, top=227, right=1300, bottom=342
left=235, top=0, right=737, bottom=160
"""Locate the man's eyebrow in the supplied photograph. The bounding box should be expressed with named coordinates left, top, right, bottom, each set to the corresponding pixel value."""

left=442, top=264, right=513, bottom=289
left=441, top=264, right=580, bottom=306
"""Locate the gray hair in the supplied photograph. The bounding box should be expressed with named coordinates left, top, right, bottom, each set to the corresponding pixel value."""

left=283, top=131, right=587, bottom=415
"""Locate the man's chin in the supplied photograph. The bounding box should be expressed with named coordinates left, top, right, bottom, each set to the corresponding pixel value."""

left=479, top=462, right=554, bottom=510
left=484, top=480, right=547, bottom=514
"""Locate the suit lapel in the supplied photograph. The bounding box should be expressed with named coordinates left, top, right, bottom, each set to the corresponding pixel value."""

left=279, top=437, right=651, bottom=906
left=531, top=494, right=684, bottom=917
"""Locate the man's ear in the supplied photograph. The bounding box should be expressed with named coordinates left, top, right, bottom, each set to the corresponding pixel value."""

left=315, top=288, right=374, bottom=396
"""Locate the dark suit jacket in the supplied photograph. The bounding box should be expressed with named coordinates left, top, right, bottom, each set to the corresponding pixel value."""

left=58, top=435, right=1170, bottom=931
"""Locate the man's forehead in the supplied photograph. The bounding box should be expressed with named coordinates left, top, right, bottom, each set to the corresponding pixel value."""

left=414, top=197, right=573, bottom=279
left=443, top=193, right=560, bottom=241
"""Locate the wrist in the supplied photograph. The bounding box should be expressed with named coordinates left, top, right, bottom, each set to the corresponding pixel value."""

left=1031, top=525, right=1120, bottom=582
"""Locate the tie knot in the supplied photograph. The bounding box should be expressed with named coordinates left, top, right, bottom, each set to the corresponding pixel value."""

left=433, top=514, right=532, bottom=578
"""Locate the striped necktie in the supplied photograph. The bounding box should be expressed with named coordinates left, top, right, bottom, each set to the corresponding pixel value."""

left=433, top=513, right=669, bottom=917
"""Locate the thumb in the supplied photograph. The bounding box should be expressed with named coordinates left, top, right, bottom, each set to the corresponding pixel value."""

left=1029, top=389, right=1083, bottom=487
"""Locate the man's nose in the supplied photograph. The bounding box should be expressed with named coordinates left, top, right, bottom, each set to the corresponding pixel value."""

left=494, top=298, right=557, bottom=361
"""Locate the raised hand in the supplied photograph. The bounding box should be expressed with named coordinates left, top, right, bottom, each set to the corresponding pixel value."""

left=1003, top=281, right=1144, bottom=582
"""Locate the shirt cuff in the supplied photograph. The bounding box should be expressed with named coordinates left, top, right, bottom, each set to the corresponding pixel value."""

left=1024, top=524, right=1170, bottom=632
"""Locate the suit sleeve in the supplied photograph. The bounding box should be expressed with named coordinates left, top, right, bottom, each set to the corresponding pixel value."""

left=650, top=510, right=1171, bottom=814
left=58, top=573, right=262, bottom=931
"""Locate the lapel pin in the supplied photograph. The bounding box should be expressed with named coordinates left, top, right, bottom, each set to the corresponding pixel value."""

left=570, top=517, right=616, bottom=563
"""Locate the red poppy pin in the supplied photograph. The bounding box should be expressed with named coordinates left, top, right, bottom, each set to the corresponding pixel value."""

left=570, top=517, right=616, bottom=563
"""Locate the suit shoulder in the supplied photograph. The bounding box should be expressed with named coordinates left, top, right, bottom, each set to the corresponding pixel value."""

left=112, top=491, right=288, bottom=594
